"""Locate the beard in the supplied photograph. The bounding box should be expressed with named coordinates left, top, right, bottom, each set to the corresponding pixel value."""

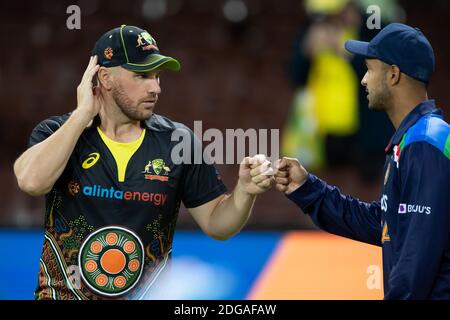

left=111, top=83, right=154, bottom=121
left=367, top=78, right=391, bottom=112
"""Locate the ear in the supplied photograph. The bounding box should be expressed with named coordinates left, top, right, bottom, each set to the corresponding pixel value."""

left=389, top=65, right=401, bottom=86
left=97, top=67, right=114, bottom=90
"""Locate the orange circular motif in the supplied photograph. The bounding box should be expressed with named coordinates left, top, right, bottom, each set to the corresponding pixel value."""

left=114, top=276, right=126, bottom=288
left=68, top=181, right=80, bottom=196
left=90, top=241, right=103, bottom=254
left=95, top=274, right=108, bottom=287
left=85, top=260, right=98, bottom=273
left=79, top=226, right=145, bottom=296
left=106, top=232, right=118, bottom=245
left=104, top=47, right=113, bottom=60
left=128, top=259, right=140, bottom=272
left=123, top=241, right=136, bottom=254
left=100, top=249, right=126, bottom=274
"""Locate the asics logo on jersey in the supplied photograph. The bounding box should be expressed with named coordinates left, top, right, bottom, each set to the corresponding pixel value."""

left=82, top=152, right=100, bottom=169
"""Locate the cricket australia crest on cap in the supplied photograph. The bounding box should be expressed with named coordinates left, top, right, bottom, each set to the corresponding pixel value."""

left=136, top=31, right=159, bottom=52
left=78, top=226, right=144, bottom=297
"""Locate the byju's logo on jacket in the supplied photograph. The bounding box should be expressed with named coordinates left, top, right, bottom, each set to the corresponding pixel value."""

left=398, top=203, right=431, bottom=215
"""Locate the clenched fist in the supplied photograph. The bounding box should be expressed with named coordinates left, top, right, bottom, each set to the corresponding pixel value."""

left=274, top=157, right=309, bottom=194
left=238, top=154, right=275, bottom=195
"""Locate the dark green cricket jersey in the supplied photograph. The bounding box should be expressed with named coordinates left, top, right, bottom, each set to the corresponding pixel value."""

left=28, top=113, right=227, bottom=300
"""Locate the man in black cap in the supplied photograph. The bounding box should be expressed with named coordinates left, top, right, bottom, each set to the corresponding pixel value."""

left=275, top=23, right=450, bottom=299
left=13, top=25, right=274, bottom=300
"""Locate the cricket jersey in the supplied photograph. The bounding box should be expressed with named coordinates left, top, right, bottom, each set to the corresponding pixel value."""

left=287, top=99, right=450, bottom=299
left=29, top=113, right=227, bottom=300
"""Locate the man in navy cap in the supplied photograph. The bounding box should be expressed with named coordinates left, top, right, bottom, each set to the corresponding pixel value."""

left=275, top=23, right=450, bottom=299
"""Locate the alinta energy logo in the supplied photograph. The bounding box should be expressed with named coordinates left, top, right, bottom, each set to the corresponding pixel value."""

left=82, top=184, right=168, bottom=206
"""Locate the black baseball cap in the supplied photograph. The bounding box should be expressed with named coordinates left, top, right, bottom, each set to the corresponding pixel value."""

left=345, top=23, right=435, bottom=83
left=92, top=24, right=181, bottom=72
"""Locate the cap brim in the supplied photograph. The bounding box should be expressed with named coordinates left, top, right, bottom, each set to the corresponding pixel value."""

left=122, top=54, right=181, bottom=72
left=344, top=40, right=371, bottom=57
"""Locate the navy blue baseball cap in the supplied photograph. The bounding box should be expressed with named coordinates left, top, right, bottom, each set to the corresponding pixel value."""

left=92, top=25, right=180, bottom=72
left=345, top=23, right=435, bottom=83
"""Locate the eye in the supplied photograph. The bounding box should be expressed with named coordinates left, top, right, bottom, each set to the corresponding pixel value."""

left=136, top=73, right=160, bottom=80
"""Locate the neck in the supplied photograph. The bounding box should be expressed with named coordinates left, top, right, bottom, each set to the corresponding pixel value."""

left=98, top=99, right=143, bottom=143
left=386, top=89, right=428, bottom=130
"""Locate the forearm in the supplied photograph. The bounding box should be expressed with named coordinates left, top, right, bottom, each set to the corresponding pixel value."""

left=206, top=181, right=257, bottom=240
left=287, top=174, right=382, bottom=245
left=14, top=110, right=91, bottom=195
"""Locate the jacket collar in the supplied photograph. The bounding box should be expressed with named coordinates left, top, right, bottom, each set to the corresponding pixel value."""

left=385, top=99, right=442, bottom=153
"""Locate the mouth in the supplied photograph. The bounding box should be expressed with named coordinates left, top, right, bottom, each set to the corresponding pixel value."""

left=141, top=99, right=157, bottom=108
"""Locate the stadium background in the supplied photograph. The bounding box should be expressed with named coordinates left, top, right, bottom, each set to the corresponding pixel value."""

left=0, top=0, right=448, bottom=299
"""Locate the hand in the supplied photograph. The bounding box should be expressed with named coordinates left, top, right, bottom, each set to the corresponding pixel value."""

left=75, top=55, right=101, bottom=122
left=274, top=157, right=308, bottom=194
left=238, top=154, right=275, bottom=195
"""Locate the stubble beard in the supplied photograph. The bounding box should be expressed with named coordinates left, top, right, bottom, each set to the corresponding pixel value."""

left=112, top=83, right=153, bottom=121
left=368, top=78, right=392, bottom=112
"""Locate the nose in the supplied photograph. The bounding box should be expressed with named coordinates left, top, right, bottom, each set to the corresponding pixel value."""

left=361, top=72, right=368, bottom=87
left=148, top=78, right=161, bottom=95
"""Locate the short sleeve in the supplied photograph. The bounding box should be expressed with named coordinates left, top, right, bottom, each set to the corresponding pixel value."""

left=28, top=114, right=71, bottom=148
left=179, top=127, right=227, bottom=208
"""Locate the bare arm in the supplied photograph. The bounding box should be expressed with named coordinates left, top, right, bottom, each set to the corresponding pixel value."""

left=13, top=56, right=101, bottom=196
left=188, top=155, right=274, bottom=240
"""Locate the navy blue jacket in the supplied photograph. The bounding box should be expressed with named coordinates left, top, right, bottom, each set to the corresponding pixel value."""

left=287, top=100, right=450, bottom=299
